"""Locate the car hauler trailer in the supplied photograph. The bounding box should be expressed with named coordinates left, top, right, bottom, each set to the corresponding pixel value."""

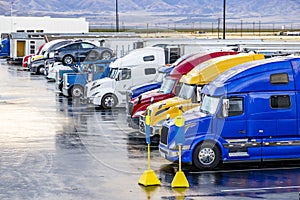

left=84, top=46, right=182, bottom=108
left=61, top=59, right=115, bottom=98
left=159, top=56, right=300, bottom=170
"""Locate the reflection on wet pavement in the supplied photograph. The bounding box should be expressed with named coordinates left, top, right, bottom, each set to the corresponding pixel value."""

left=0, top=60, right=300, bottom=200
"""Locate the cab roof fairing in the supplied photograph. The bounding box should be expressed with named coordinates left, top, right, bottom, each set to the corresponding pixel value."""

left=202, top=56, right=300, bottom=97
left=169, top=51, right=238, bottom=79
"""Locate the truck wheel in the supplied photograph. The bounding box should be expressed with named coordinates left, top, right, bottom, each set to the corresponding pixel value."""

left=37, top=66, right=45, bottom=75
left=193, top=142, right=221, bottom=170
left=100, top=50, right=113, bottom=60
left=62, top=55, right=74, bottom=65
left=101, top=94, right=117, bottom=109
left=58, top=83, right=63, bottom=92
left=71, top=85, right=83, bottom=98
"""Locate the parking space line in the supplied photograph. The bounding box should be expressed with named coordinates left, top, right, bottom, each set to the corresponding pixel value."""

left=189, top=166, right=300, bottom=174
left=221, top=185, right=300, bottom=192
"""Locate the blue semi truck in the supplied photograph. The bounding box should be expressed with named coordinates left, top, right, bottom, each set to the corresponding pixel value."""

left=159, top=56, right=300, bottom=170
left=61, top=59, right=115, bottom=98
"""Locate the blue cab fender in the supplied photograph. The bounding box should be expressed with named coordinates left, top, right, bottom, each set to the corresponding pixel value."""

left=189, top=134, right=226, bottom=161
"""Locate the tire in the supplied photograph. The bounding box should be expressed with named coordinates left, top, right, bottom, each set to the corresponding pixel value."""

left=62, top=55, right=74, bottom=65
left=100, top=50, right=113, bottom=60
left=86, top=50, right=100, bottom=61
left=58, top=83, right=63, bottom=92
left=193, top=142, right=221, bottom=170
left=101, top=94, right=117, bottom=109
left=37, top=66, right=45, bottom=75
left=70, top=85, right=83, bottom=98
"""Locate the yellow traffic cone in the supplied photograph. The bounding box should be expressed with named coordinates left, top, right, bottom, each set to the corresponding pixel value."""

left=138, top=140, right=161, bottom=186
left=171, top=145, right=189, bottom=188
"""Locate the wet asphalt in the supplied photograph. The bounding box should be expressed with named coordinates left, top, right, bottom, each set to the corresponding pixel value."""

left=0, top=60, right=300, bottom=200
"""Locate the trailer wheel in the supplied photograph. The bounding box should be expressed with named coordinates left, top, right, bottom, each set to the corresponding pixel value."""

left=62, top=55, right=74, bottom=65
left=86, top=50, right=100, bottom=61
left=101, top=94, right=117, bottom=109
left=100, top=50, right=113, bottom=60
left=71, top=85, right=83, bottom=98
left=193, top=142, right=221, bottom=170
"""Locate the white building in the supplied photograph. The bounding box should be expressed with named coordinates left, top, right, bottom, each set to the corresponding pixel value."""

left=0, top=15, right=89, bottom=34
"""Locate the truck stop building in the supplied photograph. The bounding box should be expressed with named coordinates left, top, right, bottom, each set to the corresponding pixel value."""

left=0, top=15, right=89, bottom=34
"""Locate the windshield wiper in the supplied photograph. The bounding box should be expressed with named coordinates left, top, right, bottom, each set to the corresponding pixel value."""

left=200, top=108, right=210, bottom=114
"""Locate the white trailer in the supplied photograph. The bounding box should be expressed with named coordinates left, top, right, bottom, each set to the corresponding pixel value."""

left=3, top=32, right=46, bottom=64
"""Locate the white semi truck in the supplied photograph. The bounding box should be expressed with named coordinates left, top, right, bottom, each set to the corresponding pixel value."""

left=83, top=46, right=181, bottom=108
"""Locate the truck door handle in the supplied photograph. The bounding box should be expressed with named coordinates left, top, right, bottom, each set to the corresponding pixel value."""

left=239, top=130, right=246, bottom=134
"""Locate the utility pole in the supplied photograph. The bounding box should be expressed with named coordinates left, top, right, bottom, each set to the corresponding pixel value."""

left=240, top=20, right=243, bottom=37
left=217, top=18, right=221, bottom=39
left=115, top=0, right=119, bottom=32
left=223, top=0, right=226, bottom=39
left=259, top=20, right=261, bottom=36
left=10, top=0, right=14, bottom=32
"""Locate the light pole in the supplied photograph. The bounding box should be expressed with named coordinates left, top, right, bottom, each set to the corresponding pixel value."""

left=10, top=0, right=14, bottom=32
left=217, top=18, right=221, bottom=38
left=115, top=0, right=119, bottom=32
left=240, top=19, right=243, bottom=37
left=223, top=0, right=226, bottom=39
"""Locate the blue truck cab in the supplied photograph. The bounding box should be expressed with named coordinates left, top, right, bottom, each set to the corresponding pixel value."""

left=0, top=38, right=10, bottom=58
left=55, top=66, right=78, bottom=92
left=62, top=59, right=114, bottom=98
left=159, top=56, right=300, bottom=170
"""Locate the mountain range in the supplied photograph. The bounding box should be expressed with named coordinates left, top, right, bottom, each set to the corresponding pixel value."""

left=0, top=0, right=299, bottom=29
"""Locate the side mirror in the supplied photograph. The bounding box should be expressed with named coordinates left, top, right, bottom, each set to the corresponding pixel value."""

left=44, top=52, right=49, bottom=59
left=166, top=114, right=170, bottom=121
left=150, top=97, right=154, bottom=104
left=222, top=99, right=229, bottom=118
left=137, top=95, right=142, bottom=104
left=178, top=105, right=184, bottom=115
left=158, top=102, right=166, bottom=109
left=116, top=72, right=121, bottom=81
left=196, top=86, right=202, bottom=102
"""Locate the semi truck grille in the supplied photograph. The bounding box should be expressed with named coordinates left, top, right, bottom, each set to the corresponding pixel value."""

left=56, top=71, right=60, bottom=84
left=63, top=74, right=67, bottom=88
left=160, top=126, right=169, bottom=145
left=126, top=91, right=132, bottom=103
left=84, top=86, right=87, bottom=98
left=127, top=102, right=134, bottom=115
left=139, top=115, right=146, bottom=134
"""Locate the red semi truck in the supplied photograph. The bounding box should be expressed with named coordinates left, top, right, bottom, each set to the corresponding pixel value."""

left=126, top=51, right=238, bottom=128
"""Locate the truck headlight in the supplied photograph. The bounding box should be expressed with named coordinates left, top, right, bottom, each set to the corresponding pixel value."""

left=169, top=141, right=177, bottom=150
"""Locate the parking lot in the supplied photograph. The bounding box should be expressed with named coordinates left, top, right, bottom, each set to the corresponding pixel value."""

left=1, top=60, right=300, bottom=200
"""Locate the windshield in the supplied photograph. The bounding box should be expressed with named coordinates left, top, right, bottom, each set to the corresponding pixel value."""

left=155, top=71, right=165, bottom=82
left=178, top=83, right=195, bottom=100
left=158, top=78, right=176, bottom=94
left=200, top=95, right=220, bottom=115
left=109, top=68, right=119, bottom=79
